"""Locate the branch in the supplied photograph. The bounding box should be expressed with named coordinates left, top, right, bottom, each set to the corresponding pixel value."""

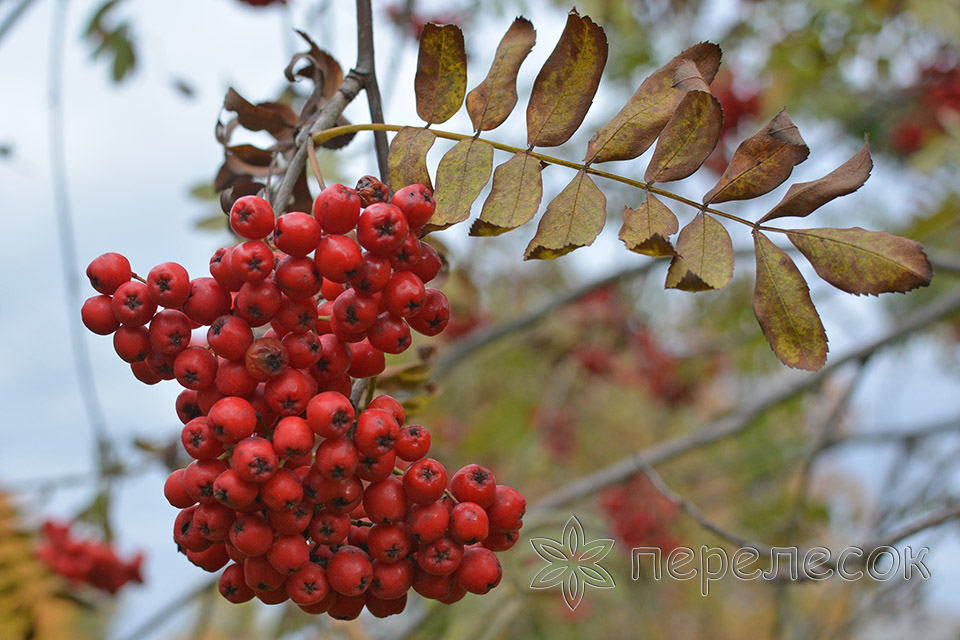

left=531, top=284, right=960, bottom=513
left=355, top=0, right=389, bottom=182
left=0, top=0, right=37, bottom=45
left=823, top=415, right=960, bottom=449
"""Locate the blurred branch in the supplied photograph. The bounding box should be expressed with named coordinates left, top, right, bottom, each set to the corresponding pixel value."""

left=0, top=0, right=37, bottom=45
left=431, top=261, right=657, bottom=380
left=532, top=284, right=960, bottom=513
left=823, top=415, right=960, bottom=449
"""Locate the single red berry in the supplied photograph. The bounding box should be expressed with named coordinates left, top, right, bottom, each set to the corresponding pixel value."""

left=164, top=469, right=196, bottom=508
left=406, top=501, right=449, bottom=544
left=438, top=580, right=468, bottom=604
left=219, top=562, right=255, bottom=603
left=282, top=331, right=322, bottom=369
left=244, top=554, right=286, bottom=592
left=416, top=535, right=463, bottom=576
left=314, top=235, right=363, bottom=283
left=146, top=262, right=190, bottom=308
left=314, top=437, right=360, bottom=481
left=274, top=256, right=321, bottom=300
left=411, top=242, right=443, bottom=283
left=485, top=485, right=526, bottom=532
left=213, top=468, right=259, bottom=510
left=148, top=309, right=192, bottom=355
left=356, top=203, right=409, bottom=255
left=367, top=522, right=412, bottom=562
left=391, top=183, right=435, bottom=230
left=320, top=278, right=346, bottom=301
left=176, top=389, right=202, bottom=424
left=395, top=424, right=431, bottom=462
left=196, top=385, right=225, bottom=415
left=230, top=240, right=275, bottom=284
left=454, top=548, right=501, bottom=594
left=354, top=409, right=400, bottom=458
left=358, top=449, right=397, bottom=482
left=387, top=233, right=422, bottom=271
left=193, top=502, right=236, bottom=541
left=285, top=562, right=330, bottom=605
left=481, top=529, right=520, bottom=552
left=403, top=458, right=448, bottom=505
left=327, top=546, right=373, bottom=596
left=272, top=416, right=314, bottom=459
left=368, top=395, right=405, bottom=426
left=330, top=312, right=368, bottom=343
left=81, top=294, right=120, bottom=335
left=266, top=533, right=309, bottom=574
left=347, top=339, right=385, bottom=378
left=174, top=346, right=218, bottom=390
left=186, top=543, right=230, bottom=573
left=112, top=281, right=158, bottom=326
left=268, top=501, right=313, bottom=535
left=229, top=514, right=274, bottom=557
left=174, top=505, right=212, bottom=553
left=274, top=211, right=322, bottom=257
left=406, top=288, right=450, bottom=336
left=367, top=312, right=412, bottom=355
left=332, top=288, right=379, bottom=333
left=215, top=358, right=259, bottom=397
left=366, top=591, right=408, bottom=617
left=327, top=475, right=364, bottom=514
left=450, top=464, right=496, bottom=508
left=182, top=278, right=232, bottom=326
left=363, top=477, right=408, bottom=525
left=207, top=315, right=254, bottom=361
left=209, top=246, right=245, bottom=292
left=113, top=325, right=151, bottom=362
left=411, top=567, right=455, bottom=600
left=448, top=502, right=490, bottom=545
left=275, top=296, right=318, bottom=334
left=234, top=280, right=283, bottom=327
left=208, top=396, right=257, bottom=444
left=230, top=195, right=275, bottom=240
left=348, top=252, right=392, bottom=294
left=131, top=360, right=161, bottom=384
left=181, top=417, right=224, bottom=460
left=231, top=436, right=279, bottom=483
left=370, top=558, right=415, bottom=599
left=381, top=271, right=426, bottom=318
left=264, top=368, right=313, bottom=416
left=260, top=468, right=304, bottom=511
left=313, top=184, right=362, bottom=234
left=309, top=509, right=351, bottom=545
left=145, top=350, right=177, bottom=379
left=86, top=252, right=131, bottom=294
left=306, top=391, right=355, bottom=438
left=183, top=459, right=228, bottom=506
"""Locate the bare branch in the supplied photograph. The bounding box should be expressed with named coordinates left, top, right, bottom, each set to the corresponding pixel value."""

left=355, top=0, right=389, bottom=182
left=532, top=285, right=960, bottom=513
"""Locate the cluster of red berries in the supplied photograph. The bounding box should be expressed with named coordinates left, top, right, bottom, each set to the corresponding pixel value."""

left=80, top=178, right=525, bottom=618
left=891, top=61, right=960, bottom=155
left=599, top=475, right=681, bottom=553
left=35, top=521, right=144, bottom=594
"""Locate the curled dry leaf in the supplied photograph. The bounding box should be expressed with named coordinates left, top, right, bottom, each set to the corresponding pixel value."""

left=466, top=17, right=536, bottom=132
left=470, top=152, right=544, bottom=236
left=415, top=24, right=467, bottom=125
left=702, top=109, right=809, bottom=205
left=388, top=127, right=436, bottom=191
left=787, top=227, right=933, bottom=296
left=526, top=9, right=608, bottom=148
left=425, top=139, right=494, bottom=231
left=618, top=193, right=679, bottom=257
left=759, top=139, right=872, bottom=223
left=665, top=213, right=734, bottom=291
left=753, top=231, right=828, bottom=371
left=524, top=170, right=606, bottom=260
left=223, top=88, right=298, bottom=138
left=585, top=42, right=721, bottom=164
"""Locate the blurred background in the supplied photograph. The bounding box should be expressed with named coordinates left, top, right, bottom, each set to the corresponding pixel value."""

left=2, top=0, right=960, bottom=638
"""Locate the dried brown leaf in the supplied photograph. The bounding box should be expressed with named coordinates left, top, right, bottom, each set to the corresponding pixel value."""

left=703, top=109, right=809, bottom=205
left=470, top=152, right=544, bottom=236
left=665, top=213, right=734, bottom=290
left=425, top=139, right=494, bottom=231
left=526, top=10, right=608, bottom=148
left=585, top=42, right=721, bottom=164
left=223, top=88, right=297, bottom=137
left=415, top=24, right=467, bottom=125
left=466, top=17, right=536, bottom=132
left=753, top=231, right=828, bottom=370
left=619, top=193, right=679, bottom=257
left=524, top=170, right=606, bottom=259
left=760, top=140, right=872, bottom=223
left=388, top=127, right=436, bottom=192
left=787, top=227, right=933, bottom=295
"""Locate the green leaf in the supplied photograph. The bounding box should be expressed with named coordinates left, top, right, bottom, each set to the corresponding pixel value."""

left=787, top=227, right=933, bottom=295
left=466, top=17, right=536, bottom=132
left=387, top=127, right=436, bottom=192
left=665, top=213, right=734, bottom=291
left=759, top=139, right=873, bottom=223
left=109, top=26, right=135, bottom=82
left=424, top=139, right=494, bottom=231
left=618, top=193, right=678, bottom=257
left=414, top=24, right=467, bottom=125
left=703, top=109, right=809, bottom=205
left=644, top=88, right=722, bottom=183
left=524, top=170, right=606, bottom=260
left=585, top=42, right=721, bottom=164
left=470, top=152, right=544, bottom=236
left=753, top=231, right=828, bottom=371
left=526, top=9, right=608, bottom=148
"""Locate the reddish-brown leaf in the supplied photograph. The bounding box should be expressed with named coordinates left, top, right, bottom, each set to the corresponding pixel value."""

left=415, top=24, right=467, bottom=125
left=618, top=194, right=678, bottom=257
left=787, top=227, right=933, bottom=296
left=470, top=152, right=544, bottom=236
left=466, top=17, right=536, bottom=132
left=702, top=109, right=809, bottom=205
left=759, top=140, right=873, bottom=223
left=665, top=213, right=734, bottom=291
left=644, top=89, right=722, bottom=183
left=753, top=231, right=828, bottom=371
left=585, top=42, right=721, bottom=164
left=524, top=170, right=606, bottom=259
left=388, top=127, right=436, bottom=192
left=526, top=10, right=608, bottom=148
left=425, top=139, right=494, bottom=231
left=223, top=88, right=298, bottom=137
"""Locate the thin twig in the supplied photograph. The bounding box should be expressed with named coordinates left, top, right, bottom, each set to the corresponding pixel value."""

left=822, top=415, right=960, bottom=449
left=0, top=0, right=37, bottom=45
left=355, top=0, right=390, bottom=182
left=531, top=284, right=960, bottom=513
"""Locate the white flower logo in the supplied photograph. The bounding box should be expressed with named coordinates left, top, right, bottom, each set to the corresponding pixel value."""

left=529, top=515, right=616, bottom=610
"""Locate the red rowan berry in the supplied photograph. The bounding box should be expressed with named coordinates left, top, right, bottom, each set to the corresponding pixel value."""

left=367, top=312, right=412, bottom=354
left=274, top=211, right=322, bottom=257
left=358, top=449, right=397, bottom=482
left=174, top=346, right=218, bottom=390
left=449, top=502, right=489, bottom=545
left=306, top=391, right=355, bottom=438
left=314, top=437, right=360, bottom=481
left=272, top=416, right=314, bottom=459
left=314, top=235, right=363, bottom=283
left=285, top=562, right=330, bottom=605
left=347, top=339, right=385, bottom=378
left=406, top=501, right=449, bottom=545
left=274, top=255, right=322, bottom=300
left=230, top=195, right=275, bottom=240
left=213, top=468, right=259, bottom=510
left=309, top=509, right=351, bottom=545
left=268, top=501, right=313, bottom=536
left=113, top=325, right=151, bottom=362
left=366, top=592, right=408, bottom=617
left=392, top=184, right=435, bottom=230
left=417, top=535, right=463, bottom=576
left=406, top=288, right=450, bottom=336
left=164, top=469, right=196, bottom=508
left=266, top=534, right=309, bottom=574
left=219, top=562, right=255, bottom=603
left=183, top=459, right=228, bottom=505
left=229, top=514, right=274, bottom=557
left=215, top=358, right=259, bottom=397
left=327, top=545, right=373, bottom=596
left=86, top=252, right=131, bottom=294
left=209, top=246, right=245, bottom=292
left=193, top=502, right=236, bottom=542
left=181, top=278, right=232, bottom=326
left=411, top=242, right=443, bottom=283
left=354, top=409, right=400, bottom=458
left=244, top=554, right=285, bottom=592
left=147, top=262, right=190, bottom=308
left=381, top=271, right=425, bottom=318
left=367, top=522, right=412, bottom=562
left=234, top=280, right=282, bottom=327
left=370, top=557, right=415, bottom=599
left=208, top=396, right=258, bottom=444
left=232, top=436, right=279, bottom=483
left=403, top=458, right=448, bottom=505
left=363, top=476, right=408, bottom=525
left=230, top=240, right=274, bottom=284
left=357, top=203, right=409, bottom=255
left=112, top=281, right=157, bottom=326
left=187, top=543, right=230, bottom=572
left=264, top=368, right=313, bottom=416
left=181, top=417, right=224, bottom=460
left=82, top=295, right=120, bottom=335
left=260, top=468, right=304, bottom=511
left=450, top=464, right=496, bottom=508
left=485, top=485, right=526, bottom=532
left=395, top=424, right=430, bottom=462
left=207, top=315, right=253, bottom=361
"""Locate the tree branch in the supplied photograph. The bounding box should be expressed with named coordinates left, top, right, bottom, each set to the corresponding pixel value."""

left=0, top=0, right=37, bottom=46
left=355, top=0, right=389, bottom=182
left=531, top=284, right=960, bottom=513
